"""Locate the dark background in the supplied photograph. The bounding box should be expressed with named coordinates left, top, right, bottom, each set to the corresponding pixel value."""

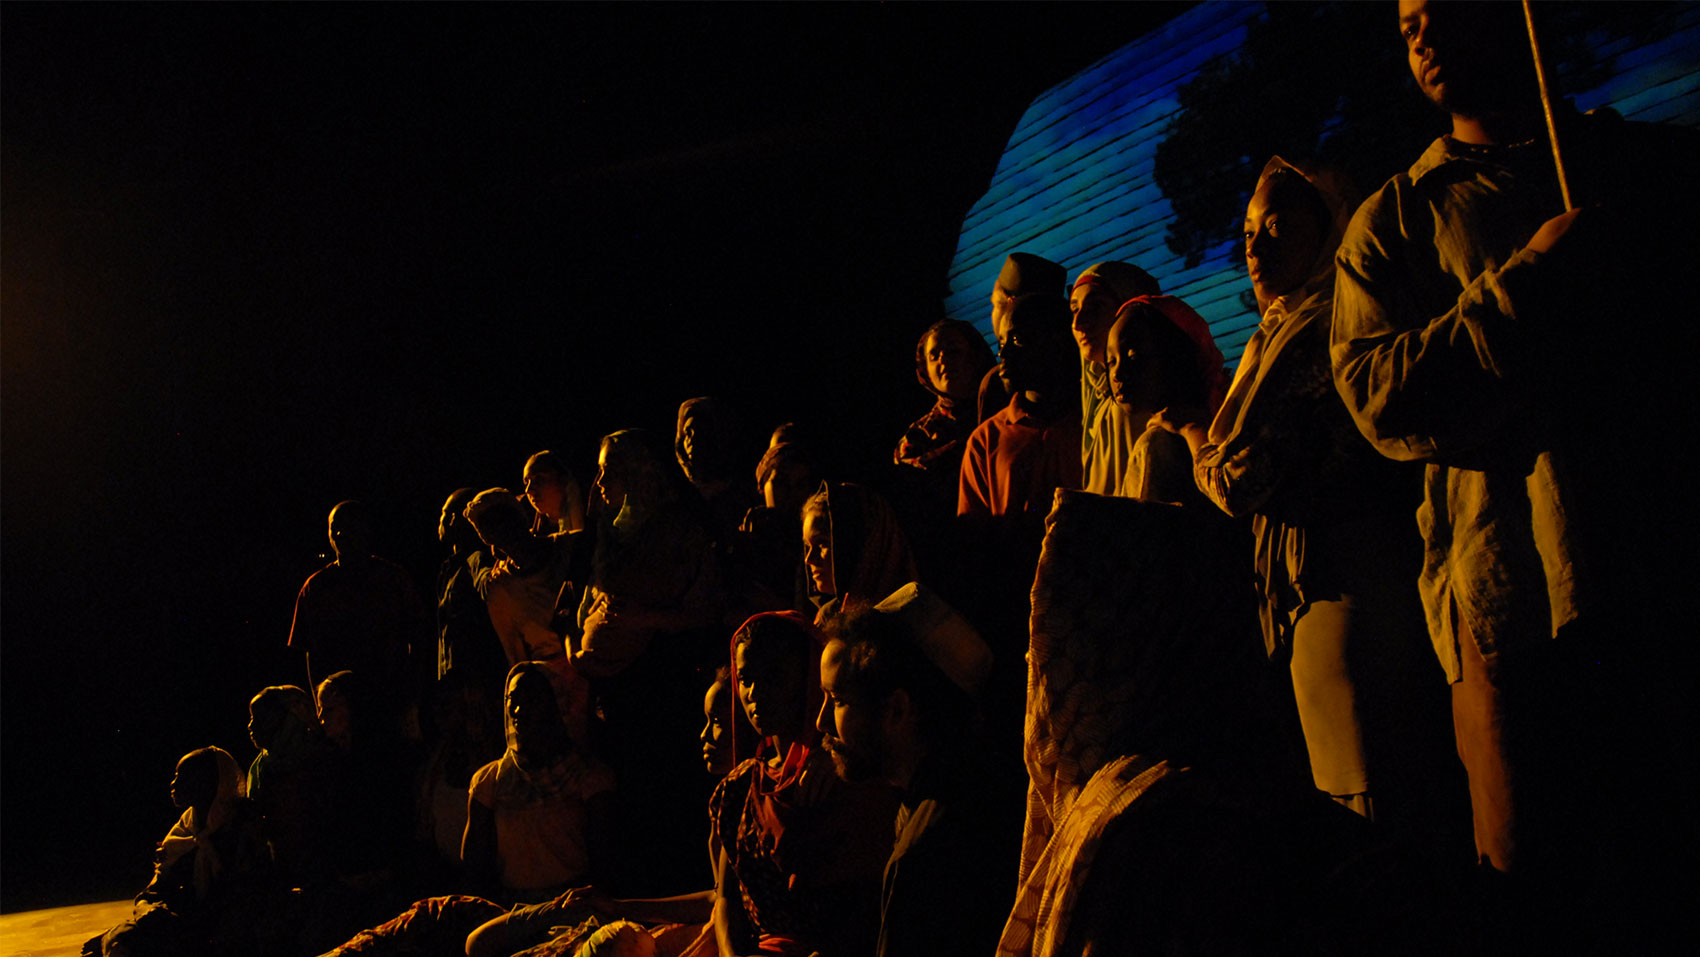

left=1, top=3, right=1191, bottom=911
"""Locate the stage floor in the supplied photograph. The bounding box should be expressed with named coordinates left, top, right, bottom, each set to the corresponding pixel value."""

left=0, top=900, right=132, bottom=957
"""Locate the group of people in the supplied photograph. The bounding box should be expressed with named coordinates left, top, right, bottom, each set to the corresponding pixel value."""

left=93, top=4, right=1697, bottom=955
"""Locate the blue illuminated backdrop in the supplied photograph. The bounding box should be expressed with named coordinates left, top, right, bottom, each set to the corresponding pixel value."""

left=945, top=1, right=1700, bottom=366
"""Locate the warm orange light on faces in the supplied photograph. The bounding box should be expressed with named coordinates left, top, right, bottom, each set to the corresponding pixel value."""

left=801, top=509, right=834, bottom=595
left=1069, top=285, right=1121, bottom=365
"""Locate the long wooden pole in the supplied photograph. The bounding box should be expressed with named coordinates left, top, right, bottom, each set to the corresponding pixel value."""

left=1522, top=0, right=1575, bottom=210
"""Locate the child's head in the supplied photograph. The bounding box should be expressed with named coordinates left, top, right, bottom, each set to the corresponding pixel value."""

left=994, top=294, right=1076, bottom=401
left=170, top=748, right=225, bottom=810
left=1105, top=296, right=1224, bottom=419
left=248, top=685, right=311, bottom=751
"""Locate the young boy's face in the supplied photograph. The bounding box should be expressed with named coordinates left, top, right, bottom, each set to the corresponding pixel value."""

left=995, top=300, right=1070, bottom=399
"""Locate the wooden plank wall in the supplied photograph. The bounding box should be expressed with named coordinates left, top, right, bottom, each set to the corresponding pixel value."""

left=945, top=0, right=1700, bottom=367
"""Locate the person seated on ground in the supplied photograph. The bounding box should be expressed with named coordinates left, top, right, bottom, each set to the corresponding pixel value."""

left=415, top=671, right=505, bottom=878
left=1152, top=158, right=1459, bottom=837
left=464, top=488, right=591, bottom=735
left=894, top=319, right=996, bottom=496
left=436, top=487, right=509, bottom=697
left=463, top=662, right=618, bottom=906
left=996, top=491, right=1441, bottom=957
left=977, top=252, right=1066, bottom=424
left=86, top=747, right=276, bottom=957
left=818, top=584, right=1022, bottom=957
left=800, top=483, right=917, bottom=629
left=676, top=397, right=757, bottom=547
left=731, top=438, right=821, bottom=615
left=287, top=500, right=431, bottom=707
left=1068, top=261, right=1163, bottom=496
left=245, top=684, right=333, bottom=884
left=709, top=612, right=897, bottom=957
left=1102, top=295, right=1226, bottom=506
left=460, top=667, right=761, bottom=957
left=525, top=450, right=588, bottom=537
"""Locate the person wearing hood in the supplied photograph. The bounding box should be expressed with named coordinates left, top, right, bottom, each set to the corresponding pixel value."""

left=523, top=451, right=588, bottom=538
left=1154, top=158, right=1456, bottom=834
left=894, top=319, right=996, bottom=500
left=801, top=482, right=919, bottom=628
left=676, top=397, right=757, bottom=546
left=1069, top=261, right=1163, bottom=496
left=1104, top=294, right=1226, bottom=506
left=463, top=662, right=617, bottom=904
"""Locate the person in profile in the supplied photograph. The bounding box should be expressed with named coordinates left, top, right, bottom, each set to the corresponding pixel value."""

left=85, top=747, right=274, bottom=957
left=800, top=482, right=918, bottom=628
left=1153, top=158, right=1457, bottom=838
left=817, top=583, right=1020, bottom=957
left=707, top=612, right=896, bottom=957
left=1068, top=261, right=1162, bottom=496
left=463, top=488, right=589, bottom=728
left=573, top=428, right=725, bottom=896
left=1101, top=295, right=1225, bottom=506
left=732, top=438, right=821, bottom=614
left=244, top=684, right=333, bottom=885
left=286, top=500, right=430, bottom=700
left=676, top=397, right=757, bottom=545
left=523, top=450, right=588, bottom=537
left=435, top=487, right=507, bottom=695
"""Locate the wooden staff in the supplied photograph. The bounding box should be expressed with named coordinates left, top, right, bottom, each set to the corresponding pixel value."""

left=1522, top=0, right=1575, bottom=210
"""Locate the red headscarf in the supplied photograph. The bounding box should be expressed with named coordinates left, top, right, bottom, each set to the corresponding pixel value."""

left=1115, top=294, right=1230, bottom=415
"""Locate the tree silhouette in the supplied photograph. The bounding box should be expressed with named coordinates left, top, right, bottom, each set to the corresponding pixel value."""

left=1153, top=1, right=1677, bottom=269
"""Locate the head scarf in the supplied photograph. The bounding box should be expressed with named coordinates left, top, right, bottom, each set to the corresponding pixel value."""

left=1113, top=295, right=1230, bottom=415
left=1249, top=156, right=1354, bottom=318
left=913, top=318, right=997, bottom=406
left=675, top=397, right=742, bottom=488
left=996, top=252, right=1066, bottom=300
left=727, top=611, right=829, bottom=771
left=807, top=483, right=919, bottom=606
left=154, top=746, right=246, bottom=901
left=502, top=661, right=570, bottom=767
left=1071, top=261, right=1161, bottom=303
left=726, top=611, right=836, bottom=881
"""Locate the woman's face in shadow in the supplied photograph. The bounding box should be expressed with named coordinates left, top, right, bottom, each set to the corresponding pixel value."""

left=735, top=634, right=808, bottom=741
